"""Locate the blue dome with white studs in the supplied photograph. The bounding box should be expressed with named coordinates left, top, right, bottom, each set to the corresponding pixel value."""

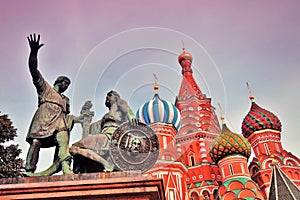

left=136, top=86, right=181, bottom=130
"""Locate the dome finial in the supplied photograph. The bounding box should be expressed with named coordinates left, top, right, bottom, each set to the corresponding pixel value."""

left=246, top=82, right=255, bottom=102
left=181, top=39, right=185, bottom=51
left=178, top=42, right=193, bottom=71
left=218, top=103, right=225, bottom=125
left=153, top=73, right=158, bottom=94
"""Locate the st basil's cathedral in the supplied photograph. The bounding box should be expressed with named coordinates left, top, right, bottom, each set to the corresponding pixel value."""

left=136, top=48, right=300, bottom=200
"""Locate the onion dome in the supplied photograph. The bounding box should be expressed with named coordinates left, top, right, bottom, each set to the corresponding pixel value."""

left=241, top=96, right=282, bottom=138
left=210, top=119, right=251, bottom=164
left=178, top=48, right=193, bottom=74
left=136, top=83, right=182, bottom=130
left=178, top=48, right=193, bottom=64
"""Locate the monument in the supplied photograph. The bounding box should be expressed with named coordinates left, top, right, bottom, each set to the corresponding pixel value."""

left=0, top=34, right=164, bottom=200
left=70, top=91, right=159, bottom=173
left=24, top=34, right=76, bottom=176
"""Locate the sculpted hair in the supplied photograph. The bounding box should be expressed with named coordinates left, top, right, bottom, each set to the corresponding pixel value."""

left=105, top=90, right=121, bottom=108
left=53, top=76, right=71, bottom=86
left=107, top=90, right=120, bottom=99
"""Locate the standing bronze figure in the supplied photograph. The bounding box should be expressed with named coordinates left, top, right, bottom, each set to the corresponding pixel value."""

left=24, top=34, right=74, bottom=176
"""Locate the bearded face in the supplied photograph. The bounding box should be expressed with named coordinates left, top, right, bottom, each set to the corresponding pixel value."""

left=105, top=91, right=120, bottom=109
left=130, top=138, right=142, bottom=153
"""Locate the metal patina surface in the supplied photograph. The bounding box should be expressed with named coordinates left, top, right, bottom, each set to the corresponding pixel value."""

left=110, top=121, right=159, bottom=172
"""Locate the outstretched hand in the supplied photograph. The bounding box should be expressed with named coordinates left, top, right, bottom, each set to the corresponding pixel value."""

left=27, top=34, right=44, bottom=54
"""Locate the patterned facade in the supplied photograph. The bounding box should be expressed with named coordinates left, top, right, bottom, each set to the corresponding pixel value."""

left=137, top=49, right=300, bottom=200
left=210, top=121, right=265, bottom=199
left=243, top=96, right=300, bottom=199
left=175, top=49, right=221, bottom=200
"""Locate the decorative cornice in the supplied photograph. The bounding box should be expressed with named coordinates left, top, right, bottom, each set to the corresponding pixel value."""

left=218, top=155, right=247, bottom=165
left=176, top=131, right=218, bottom=144
left=248, top=129, right=280, bottom=138
left=247, top=130, right=281, bottom=148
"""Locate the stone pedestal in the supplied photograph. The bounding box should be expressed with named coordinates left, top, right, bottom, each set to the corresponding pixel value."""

left=0, top=171, right=165, bottom=200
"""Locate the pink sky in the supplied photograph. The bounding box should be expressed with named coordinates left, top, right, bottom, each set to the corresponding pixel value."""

left=0, top=0, right=299, bottom=171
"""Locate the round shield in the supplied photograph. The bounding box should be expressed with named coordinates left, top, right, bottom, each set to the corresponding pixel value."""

left=109, top=121, right=159, bottom=172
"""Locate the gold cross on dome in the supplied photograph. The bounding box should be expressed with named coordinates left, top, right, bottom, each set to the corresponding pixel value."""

left=153, top=73, right=158, bottom=86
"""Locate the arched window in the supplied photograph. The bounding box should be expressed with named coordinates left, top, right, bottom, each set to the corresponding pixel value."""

left=264, top=143, right=270, bottom=155
left=190, top=191, right=199, bottom=200
left=188, top=151, right=196, bottom=166
left=169, top=189, right=175, bottom=200
left=163, top=136, right=167, bottom=149
left=202, top=190, right=210, bottom=200
left=240, top=163, right=245, bottom=174
left=229, top=164, right=234, bottom=175
left=213, top=189, right=219, bottom=200
left=190, top=155, right=195, bottom=166
left=221, top=167, right=225, bottom=178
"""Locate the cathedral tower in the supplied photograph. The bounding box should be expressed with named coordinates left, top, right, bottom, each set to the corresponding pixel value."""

left=210, top=118, right=264, bottom=200
left=242, top=92, right=300, bottom=198
left=137, top=80, right=188, bottom=200
left=175, top=49, right=221, bottom=200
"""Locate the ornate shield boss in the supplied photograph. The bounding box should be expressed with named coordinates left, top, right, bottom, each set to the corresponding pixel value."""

left=109, top=121, right=159, bottom=172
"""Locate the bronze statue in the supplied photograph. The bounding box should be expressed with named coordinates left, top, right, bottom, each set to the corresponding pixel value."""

left=78, top=100, right=94, bottom=139
left=24, top=34, right=75, bottom=176
left=90, top=90, right=135, bottom=138
left=70, top=91, right=136, bottom=173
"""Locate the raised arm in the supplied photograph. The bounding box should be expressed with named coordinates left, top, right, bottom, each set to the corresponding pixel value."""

left=27, top=34, right=44, bottom=82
